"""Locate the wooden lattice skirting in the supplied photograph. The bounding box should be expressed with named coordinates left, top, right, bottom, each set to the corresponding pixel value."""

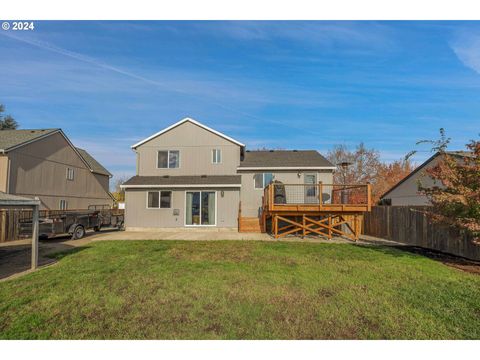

left=269, top=213, right=362, bottom=241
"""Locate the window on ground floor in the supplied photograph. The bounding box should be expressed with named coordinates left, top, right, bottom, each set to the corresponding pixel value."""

left=147, top=191, right=172, bottom=209
left=186, top=191, right=216, bottom=226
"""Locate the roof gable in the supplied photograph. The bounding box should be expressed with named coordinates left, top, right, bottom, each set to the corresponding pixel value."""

left=131, top=117, right=245, bottom=149
left=0, top=128, right=111, bottom=177
left=380, top=151, right=473, bottom=199
left=0, top=129, right=60, bottom=152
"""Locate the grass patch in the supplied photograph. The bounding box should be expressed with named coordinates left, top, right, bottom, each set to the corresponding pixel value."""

left=1, top=240, right=479, bottom=339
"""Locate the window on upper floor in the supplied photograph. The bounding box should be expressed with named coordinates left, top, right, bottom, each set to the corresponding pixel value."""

left=66, top=167, right=74, bottom=181
left=212, top=149, right=222, bottom=164
left=254, top=173, right=274, bottom=189
left=157, top=150, right=180, bottom=169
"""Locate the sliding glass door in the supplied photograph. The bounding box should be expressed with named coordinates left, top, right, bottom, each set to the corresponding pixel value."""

left=186, top=191, right=216, bottom=226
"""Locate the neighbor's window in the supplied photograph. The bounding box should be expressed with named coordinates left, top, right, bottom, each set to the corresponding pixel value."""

left=212, top=149, right=222, bottom=164
left=147, top=191, right=159, bottom=208
left=59, top=199, right=68, bottom=210
left=66, top=167, right=74, bottom=181
left=254, top=173, right=274, bottom=189
left=160, top=191, right=172, bottom=208
left=147, top=191, right=172, bottom=208
left=157, top=150, right=180, bottom=168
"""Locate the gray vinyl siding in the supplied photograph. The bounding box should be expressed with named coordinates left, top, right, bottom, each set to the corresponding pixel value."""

left=382, top=156, right=442, bottom=206
left=124, top=187, right=240, bottom=228
left=6, top=132, right=112, bottom=210
left=135, top=121, right=241, bottom=176
left=239, top=170, right=334, bottom=217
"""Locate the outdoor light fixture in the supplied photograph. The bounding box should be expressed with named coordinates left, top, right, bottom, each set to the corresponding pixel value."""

left=336, top=161, right=352, bottom=204
left=337, top=161, right=352, bottom=170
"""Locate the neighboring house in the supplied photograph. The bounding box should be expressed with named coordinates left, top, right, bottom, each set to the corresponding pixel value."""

left=380, top=151, right=472, bottom=206
left=0, top=128, right=113, bottom=210
left=122, top=117, right=336, bottom=231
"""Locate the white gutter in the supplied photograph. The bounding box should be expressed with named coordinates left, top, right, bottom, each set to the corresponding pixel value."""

left=121, top=184, right=241, bottom=189
left=237, top=166, right=337, bottom=171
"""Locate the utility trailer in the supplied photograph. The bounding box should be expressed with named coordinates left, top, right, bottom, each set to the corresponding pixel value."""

left=20, top=207, right=124, bottom=240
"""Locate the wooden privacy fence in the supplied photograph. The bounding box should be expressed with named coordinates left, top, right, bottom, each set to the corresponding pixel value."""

left=363, top=206, right=480, bottom=261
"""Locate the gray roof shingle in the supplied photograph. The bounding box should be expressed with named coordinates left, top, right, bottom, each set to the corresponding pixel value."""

left=123, top=175, right=241, bottom=187
left=0, top=129, right=59, bottom=151
left=76, top=148, right=112, bottom=177
left=239, top=150, right=334, bottom=168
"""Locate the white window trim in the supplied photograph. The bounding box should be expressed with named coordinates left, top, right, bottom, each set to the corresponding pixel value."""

left=59, top=199, right=68, bottom=210
left=212, top=149, right=222, bottom=164
left=146, top=190, right=172, bottom=209
left=254, top=173, right=273, bottom=190
left=184, top=190, right=217, bottom=227
left=156, top=150, right=180, bottom=169
left=66, top=167, right=74, bottom=181
left=305, top=173, right=318, bottom=197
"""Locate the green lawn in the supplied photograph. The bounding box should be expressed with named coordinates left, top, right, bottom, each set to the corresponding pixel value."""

left=1, top=240, right=479, bottom=339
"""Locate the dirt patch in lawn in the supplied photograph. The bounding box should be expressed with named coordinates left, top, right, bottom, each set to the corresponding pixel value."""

left=397, top=246, right=480, bottom=275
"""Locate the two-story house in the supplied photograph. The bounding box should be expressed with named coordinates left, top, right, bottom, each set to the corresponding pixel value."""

left=0, top=128, right=113, bottom=210
left=122, top=118, right=336, bottom=231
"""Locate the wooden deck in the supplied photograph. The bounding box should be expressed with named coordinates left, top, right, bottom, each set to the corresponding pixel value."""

left=260, top=183, right=372, bottom=240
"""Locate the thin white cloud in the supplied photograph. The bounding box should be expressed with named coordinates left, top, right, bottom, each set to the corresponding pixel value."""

left=194, top=22, right=395, bottom=50
left=451, top=30, right=480, bottom=74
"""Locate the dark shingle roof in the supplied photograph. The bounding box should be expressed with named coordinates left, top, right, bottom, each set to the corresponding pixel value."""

left=0, top=129, right=59, bottom=151
left=76, top=148, right=112, bottom=177
left=446, top=151, right=475, bottom=158
left=123, top=175, right=241, bottom=187
left=239, top=150, right=334, bottom=168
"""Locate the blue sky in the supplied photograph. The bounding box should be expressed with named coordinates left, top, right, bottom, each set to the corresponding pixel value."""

left=1, top=21, right=479, bottom=183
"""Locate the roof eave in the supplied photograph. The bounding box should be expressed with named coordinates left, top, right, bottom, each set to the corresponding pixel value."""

left=237, top=166, right=337, bottom=171
left=131, top=117, right=245, bottom=149
left=121, top=184, right=241, bottom=189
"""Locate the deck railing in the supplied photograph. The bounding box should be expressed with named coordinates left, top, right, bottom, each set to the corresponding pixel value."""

left=263, top=183, right=371, bottom=212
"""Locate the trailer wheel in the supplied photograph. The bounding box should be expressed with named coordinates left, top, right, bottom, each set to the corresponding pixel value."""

left=72, top=225, right=85, bottom=240
left=117, top=221, right=125, bottom=230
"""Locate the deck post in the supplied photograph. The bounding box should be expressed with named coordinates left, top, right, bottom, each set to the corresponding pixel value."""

left=353, top=214, right=358, bottom=241
left=328, top=215, right=332, bottom=239
left=269, top=184, right=274, bottom=211
left=318, top=182, right=323, bottom=211
left=274, top=214, right=278, bottom=239
left=302, top=214, right=306, bottom=238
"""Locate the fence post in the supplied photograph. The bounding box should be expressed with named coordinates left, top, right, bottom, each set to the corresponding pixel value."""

left=31, top=204, right=39, bottom=270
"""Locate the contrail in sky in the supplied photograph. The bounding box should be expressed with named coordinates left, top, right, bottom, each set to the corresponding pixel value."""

left=0, top=31, right=325, bottom=135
